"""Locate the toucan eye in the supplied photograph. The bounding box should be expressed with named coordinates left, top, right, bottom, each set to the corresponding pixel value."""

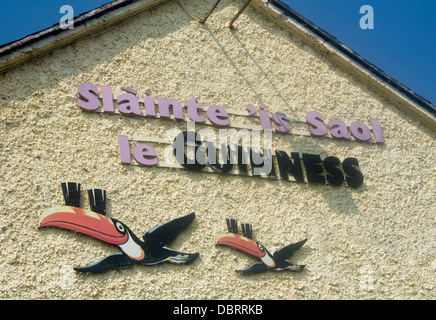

left=257, top=243, right=264, bottom=251
left=116, top=222, right=125, bottom=233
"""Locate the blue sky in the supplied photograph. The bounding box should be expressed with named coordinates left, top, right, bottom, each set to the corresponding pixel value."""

left=0, top=0, right=434, bottom=105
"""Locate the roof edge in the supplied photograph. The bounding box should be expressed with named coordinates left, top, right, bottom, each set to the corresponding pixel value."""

left=0, top=0, right=169, bottom=73
left=0, top=0, right=134, bottom=54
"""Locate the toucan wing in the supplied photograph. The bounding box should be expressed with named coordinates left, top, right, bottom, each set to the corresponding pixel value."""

left=273, top=238, right=307, bottom=261
left=73, top=253, right=134, bottom=273
left=142, top=212, right=195, bottom=247
left=237, top=262, right=269, bottom=274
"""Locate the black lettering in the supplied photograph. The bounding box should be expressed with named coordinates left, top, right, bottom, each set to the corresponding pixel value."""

left=172, top=131, right=206, bottom=170
left=207, top=143, right=233, bottom=173
left=249, top=148, right=276, bottom=178
left=235, top=145, right=248, bottom=175
left=275, top=150, right=305, bottom=182
left=323, top=156, right=344, bottom=185
left=342, top=157, right=364, bottom=188
left=303, top=154, right=326, bottom=184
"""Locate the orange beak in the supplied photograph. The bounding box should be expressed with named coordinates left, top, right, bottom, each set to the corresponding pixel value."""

left=216, top=233, right=266, bottom=258
left=39, top=206, right=128, bottom=245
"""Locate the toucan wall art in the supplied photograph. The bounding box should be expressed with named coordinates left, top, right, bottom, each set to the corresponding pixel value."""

left=38, top=182, right=199, bottom=273
left=216, top=219, right=307, bottom=273
left=39, top=182, right=308, bottom=275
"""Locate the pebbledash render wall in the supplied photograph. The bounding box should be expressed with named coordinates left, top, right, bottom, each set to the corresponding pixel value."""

left=0, top=0, right=435, bottom=300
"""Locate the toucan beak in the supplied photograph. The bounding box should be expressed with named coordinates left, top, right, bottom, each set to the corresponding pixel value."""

left=216, top=233, right=266, bottom=258
left=39, top=206, right=128, bottom=245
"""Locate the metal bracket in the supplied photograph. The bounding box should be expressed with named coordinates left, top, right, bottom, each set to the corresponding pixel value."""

left=199, top=0, right=223, bottom=23
left=228, top=0, right=252, bottom=29
left=199, top=0, right=252, bottom=29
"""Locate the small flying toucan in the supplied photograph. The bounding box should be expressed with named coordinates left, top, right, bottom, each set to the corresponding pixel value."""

left=39, top=182, right=199, bottom=273
left=216, top=219, right=307, bottom=274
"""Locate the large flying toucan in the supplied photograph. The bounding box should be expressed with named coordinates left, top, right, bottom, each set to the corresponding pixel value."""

left=38, top=182, right=199, bottom=273
left=216, top=219, right=307, bottom=274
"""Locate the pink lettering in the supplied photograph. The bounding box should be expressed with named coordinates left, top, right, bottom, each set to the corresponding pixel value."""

left=78, top=82, right=99, bottom=110
left=306, top=111, right=327, bottom=136
left=328, top=119, right=351, bottom=140
left=350, top=122, right=371, bottom=141
left=185, top=97, right=205, bottom=123
left=207, top=105, right=230, bottom=126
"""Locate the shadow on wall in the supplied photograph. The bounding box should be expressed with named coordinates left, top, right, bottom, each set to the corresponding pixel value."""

left=321, top=183, right=361, bottom=215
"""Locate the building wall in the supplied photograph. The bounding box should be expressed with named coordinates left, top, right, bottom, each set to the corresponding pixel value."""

left=0, top=0, right=435, bottom=299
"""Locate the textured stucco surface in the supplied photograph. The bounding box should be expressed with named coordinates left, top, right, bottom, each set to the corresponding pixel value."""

left=0, top=0, right=435, bottom=299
